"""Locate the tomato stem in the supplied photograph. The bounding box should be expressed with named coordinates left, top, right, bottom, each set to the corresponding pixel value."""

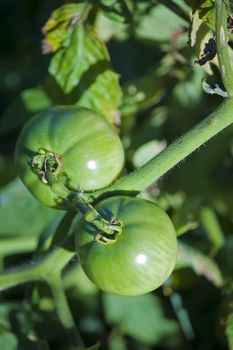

left=84, top=8, right=233, bottom=197
left=0, top=236, right=37, bottom=257
left=93, top=97, right=233, bottom=194
left=0, top=263, right=43, bottom=291
left=216, top=0, right=233, bottom=96
left=0, top=211, right=83, bottom=347
left=49, top=274, right=85, bottom=349
left=0, top=237, right=75, bottom=291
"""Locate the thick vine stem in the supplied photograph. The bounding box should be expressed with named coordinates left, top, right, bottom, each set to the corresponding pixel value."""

left=0, top=237, right=37, bottom=257
left=216, top=0, right=233, bottom=96
left=0, top=263, right=43, bottom=292
left=0, top=225, right=82, bottom=347
left=0, top=210, right=76, bottom=292
left=49, top=274, right=84, bottom=349
left=93, top=97, right=233, bottom=195
left=0, top=240, right=75, bottom=292
left=0, top=240, right=83, bottom=348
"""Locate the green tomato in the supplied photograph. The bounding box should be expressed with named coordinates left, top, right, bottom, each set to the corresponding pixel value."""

left=76, top=196, right=177, bottom=296
left=15, top=106, right=124, bottom=208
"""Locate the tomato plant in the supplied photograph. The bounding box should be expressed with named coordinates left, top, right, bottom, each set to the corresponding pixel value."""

left=76, top=196, right=177, bottom=296
left=1, top=1, right=233, bottom=350
left=15, top=106, right=124, bottom=208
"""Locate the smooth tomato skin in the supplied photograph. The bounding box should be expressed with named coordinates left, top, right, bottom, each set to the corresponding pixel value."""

left=76, top=196, right=177, bottom=296
left=15, top=106, right=124, bottom=208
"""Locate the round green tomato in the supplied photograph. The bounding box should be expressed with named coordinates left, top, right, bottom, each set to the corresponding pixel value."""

left=15, top=106, right=124, bottom=208
left=76, top=196, right=177, bottom=296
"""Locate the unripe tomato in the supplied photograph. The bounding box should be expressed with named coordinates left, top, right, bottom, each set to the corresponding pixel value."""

left=15, top=106, right=124, bottom=208
left=76, top=196, right=177, bottom=296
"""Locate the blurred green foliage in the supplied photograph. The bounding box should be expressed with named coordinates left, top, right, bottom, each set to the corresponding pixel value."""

left=0, top=0, right=233, bottom=349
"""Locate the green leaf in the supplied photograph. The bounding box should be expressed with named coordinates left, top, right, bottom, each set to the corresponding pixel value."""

left=49, top=24, right=109, bottom=94
left=0, top=303, right=14, bottom=329
left=171, top=197, right=199, bottom=236
left=98, top=0, right=131, bottom=23
left=134, top=3, right=187, bottom=44
left=121, top=68, right=168, bottom=117
left=155, top=191, right=186, bottom=212
left=193, top=21, right=217, bottom=75
left=185, top=0, right=215, bottom=26
left=44, top=5, right=123, bottom=124
left=172, top=66, right=205, bottom=109
left=103, top=293, right=179, bottom=345
left=0, top=330, right=18, bottom=350
left=108, top=331, right=127, bottom=350
left=200, top=206, right=225, bottom=254
left=189, top=8, right=203, bottom=47
left=0, top=87, right=52, bottom=135
left=132, top=140, right=167, bottom=168
left=0, top=178, right=62, bottom=237
left=95, top=12, right=129, bottom=42
left=177, top=241, right=224, bottom=287
left=187, top=2, right=217, bottom=73
left=21, top=87, right=52, bottom=112
left=76, top=68, right=122, bottom=125
left=42, top=3, right=86, bottom=54
left=199, top=0, right=215, bottom=26
left=47, top=22, right=122, bottom=124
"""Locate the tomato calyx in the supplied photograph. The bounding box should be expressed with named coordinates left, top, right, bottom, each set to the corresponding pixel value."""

left=92, top=215, right=123, bottom=244
left=31, top=149, right=63, bottom=185
left=94, top=230, right=119, bottom=244
left=70, top=192, right=123, bottom=244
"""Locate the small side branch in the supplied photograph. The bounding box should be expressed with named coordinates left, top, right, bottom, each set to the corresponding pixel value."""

left=0, top=241, right=75, bottom=292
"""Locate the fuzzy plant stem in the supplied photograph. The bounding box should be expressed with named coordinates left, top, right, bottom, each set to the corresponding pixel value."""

left=0, top=242, right=82, bottom=348
left=0, top=242, right=74, bottom=292
left=0, top=262, right=43, bottom=291
left=216, top=0, right=233, bottom=97
left=49, top=274, right=84, bottom=349
left=95, top=97, right=233, bottom=195
left=90, top=4, right=233, bottom=197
